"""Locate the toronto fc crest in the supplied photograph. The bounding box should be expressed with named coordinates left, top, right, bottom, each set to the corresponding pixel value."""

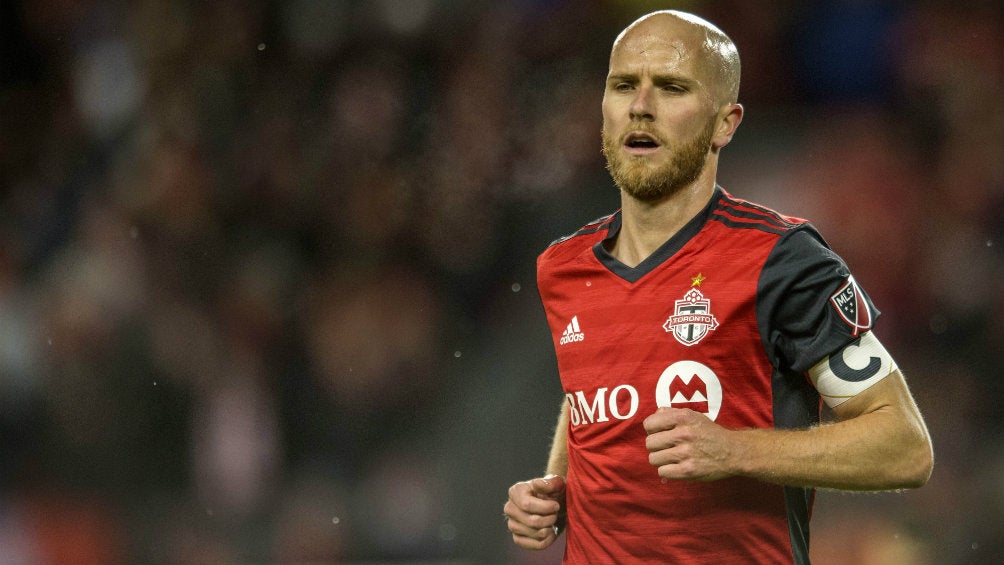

left=663, top=288, right=719, bottom=346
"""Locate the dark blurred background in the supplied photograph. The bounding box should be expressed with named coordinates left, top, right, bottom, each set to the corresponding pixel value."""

left=0, top=0, right=1001, bottom=564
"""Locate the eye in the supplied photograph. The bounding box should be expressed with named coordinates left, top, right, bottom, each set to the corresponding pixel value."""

left=614, top=82, right=634, bottom=92
left=661, top=84, right=686, bottom=94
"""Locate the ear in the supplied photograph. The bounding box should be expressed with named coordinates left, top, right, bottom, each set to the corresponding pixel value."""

left=711, top=103, right=743, bottom=151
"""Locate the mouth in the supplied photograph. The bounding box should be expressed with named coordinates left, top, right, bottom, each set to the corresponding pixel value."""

left=623, top=131, right=662, bottom=155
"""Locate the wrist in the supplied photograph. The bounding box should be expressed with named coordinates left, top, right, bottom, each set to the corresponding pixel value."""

left=726, top=428, right=758, bottom=478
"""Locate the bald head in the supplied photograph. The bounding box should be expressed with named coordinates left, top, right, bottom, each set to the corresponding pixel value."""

left=611, top=10, right=740, bottom=106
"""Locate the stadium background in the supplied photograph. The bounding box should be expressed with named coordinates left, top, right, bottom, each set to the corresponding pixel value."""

left=0, top=0, right=1001, bottom=563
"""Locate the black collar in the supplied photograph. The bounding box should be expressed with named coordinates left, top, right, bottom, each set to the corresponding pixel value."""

left=593, top=186, right=722, bottom=283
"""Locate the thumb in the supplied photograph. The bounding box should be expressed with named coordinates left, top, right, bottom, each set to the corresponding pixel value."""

left=532, top=474, right=566, bottom=495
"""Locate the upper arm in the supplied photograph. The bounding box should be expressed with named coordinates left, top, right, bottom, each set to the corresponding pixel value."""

left=806, top=330, right=897, bottom=409
left=819, top=334, right=931, bottom=465
left=808, top=330, right=927, bottom=436
left=758, top=226, right=882, bottom=375
left=830, top=366, right=933, bottom=480
left=831, top=368, right=917, bottom=421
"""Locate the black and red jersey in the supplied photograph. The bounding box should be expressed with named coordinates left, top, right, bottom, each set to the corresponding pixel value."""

left=536, top=186, right=879, bottom=565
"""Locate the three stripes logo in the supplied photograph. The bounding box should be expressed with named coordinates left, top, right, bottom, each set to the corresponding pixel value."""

left=559, top=316, right=585, bottom=345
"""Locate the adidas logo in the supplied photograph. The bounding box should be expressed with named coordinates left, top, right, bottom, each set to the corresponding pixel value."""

left=559, top=316, right=585, bottom=345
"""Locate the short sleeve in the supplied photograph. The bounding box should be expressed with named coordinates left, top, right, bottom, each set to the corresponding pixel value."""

left=756, top=226, right=881, bottom=373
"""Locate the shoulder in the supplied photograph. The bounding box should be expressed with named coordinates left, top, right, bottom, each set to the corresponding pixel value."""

left=538, top=212, right=617, bottom=264
left=764, top=224, right=843, bottom=280
left=709, top=189, right=808, bottom=236
left=754, top=218, right=880, bottom=372
left=546, top=212, right=618, bottom=248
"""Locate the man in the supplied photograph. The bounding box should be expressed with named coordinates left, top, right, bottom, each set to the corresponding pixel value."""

left=503, top=10, right=933, bottom=565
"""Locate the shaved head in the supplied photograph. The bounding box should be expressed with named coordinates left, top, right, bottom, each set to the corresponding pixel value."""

left=601, top=10, right=745, bottom=202
left=612, top=10, right=740, bottom=106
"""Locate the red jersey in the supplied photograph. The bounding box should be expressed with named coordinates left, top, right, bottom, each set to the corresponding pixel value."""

left=536, top=187, right=879, bottom=565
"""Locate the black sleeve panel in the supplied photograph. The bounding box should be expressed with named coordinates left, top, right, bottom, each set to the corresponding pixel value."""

left=757, top=225, right=881, bottom=373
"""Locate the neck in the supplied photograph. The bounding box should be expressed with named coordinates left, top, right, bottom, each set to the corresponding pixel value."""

left=609, top=170, right=718, bottom=268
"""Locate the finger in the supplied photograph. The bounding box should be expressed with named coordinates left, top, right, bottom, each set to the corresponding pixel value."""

left=648, top=445, right=681, bottom=467
left=511, top=528, right=557, bottom=551
left=645, top=430, right=677, bottom=453
left=642, top=407, right=681, bottom=434
left=504, top=499, right=559, bottom=530
left=655, top=460, right=708, bottom=481
left=509, top=482, right=562, bottom=514
left=530, top=475, right=566, bottom=496
left=505, top=504, right=558, bottom=538
left=506, top=510, right=558, bottom=536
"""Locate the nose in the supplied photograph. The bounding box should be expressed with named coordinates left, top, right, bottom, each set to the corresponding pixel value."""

left=629, top=84, right=655, bottom=121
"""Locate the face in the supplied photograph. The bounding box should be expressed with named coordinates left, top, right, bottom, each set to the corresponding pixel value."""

left=601, top=19, right=721, bottom=202
left=602, top=113, right=716, bottom=202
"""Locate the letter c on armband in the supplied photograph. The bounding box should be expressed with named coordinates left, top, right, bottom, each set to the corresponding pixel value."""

left=808, top=331, right=897, bottom=407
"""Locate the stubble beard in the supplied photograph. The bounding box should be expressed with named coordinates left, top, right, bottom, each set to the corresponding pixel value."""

left=601, top=119, right=716, bottom=202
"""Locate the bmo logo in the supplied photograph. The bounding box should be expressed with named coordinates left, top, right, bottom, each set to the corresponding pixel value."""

left=565, top=384, right=640, bottom=427
left=566, top=361, right=722, bottom=427
left=655, top=361, right=722, bottom=422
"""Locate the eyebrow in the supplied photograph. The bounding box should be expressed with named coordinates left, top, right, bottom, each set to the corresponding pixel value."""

left=606, top=72, right=698, bottom=88
left=606, top=73, right=637, bottom=84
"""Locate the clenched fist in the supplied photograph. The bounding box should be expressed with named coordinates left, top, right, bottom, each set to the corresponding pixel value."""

left=504, top=474, right=566, bottom=550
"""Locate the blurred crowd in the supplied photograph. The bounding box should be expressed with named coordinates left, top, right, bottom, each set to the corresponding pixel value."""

left=0, top=1, right=1001, bottom=564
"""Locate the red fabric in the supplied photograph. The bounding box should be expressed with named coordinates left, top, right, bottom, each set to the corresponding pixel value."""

left=537, top=196, right=803, bottom=564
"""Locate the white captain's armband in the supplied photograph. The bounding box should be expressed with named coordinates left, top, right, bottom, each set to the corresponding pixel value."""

left=807, top=331, right=898, bottom=407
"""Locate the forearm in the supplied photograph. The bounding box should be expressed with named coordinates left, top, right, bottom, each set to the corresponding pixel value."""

left=545, top=401, right=569, bottom=477
left=539, top=401, right=570, bottom=532
left=730, top=377, right=932, bottom=490
left=732, top=411, right=926, bottom=490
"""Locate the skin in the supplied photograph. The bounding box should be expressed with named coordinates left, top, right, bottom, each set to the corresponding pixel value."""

left=504, top=10, right=933, bottom=552
left=600, top=10, right=743, bottom=268
left=504, top=404, right=568, bottom=549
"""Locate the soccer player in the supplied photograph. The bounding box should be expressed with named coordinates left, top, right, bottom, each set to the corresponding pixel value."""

left=503, top=10, right=933, bottom=565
